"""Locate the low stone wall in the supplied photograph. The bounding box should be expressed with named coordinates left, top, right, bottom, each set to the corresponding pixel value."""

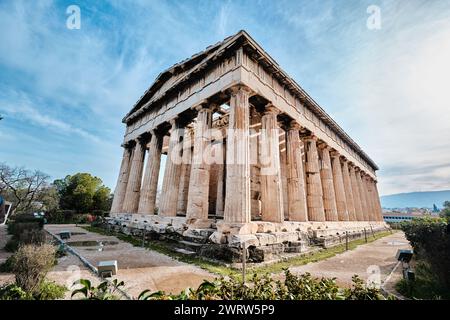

left=107, top=214, right=390, bottom=263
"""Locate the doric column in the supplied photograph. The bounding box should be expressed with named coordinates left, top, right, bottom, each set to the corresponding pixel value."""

left=159, top=118, right=183, bottom=217
left=364, top=176, right=375, bottom=221
left=372, top=180, right=383, bottom=221
left=110, top=145, right=133, bottom=214
left=186, top=104, right=214, bottom=221
left=304, top=136, right=325, bottom=221
left=349, top=164, right=363, bottom=221
left=259, top=104, right=284, bottom=223
left=215, top=139, right=226, bottom=217
left=122, top=138, right=146, bottom=213
left=319, top=145, right=338, bottom=221
left=285, top=120, right=308, bottom=221
left=137, top=131, right=163, bottom=215
left=341, top=159, right=356, bottom=220
left=355, top=168, right=369, bottom=221
left=223, top=86, right=251, bottom=223
left=330, top=151, right=349, bottom=221
left=176, top=127, right=193, bottom=215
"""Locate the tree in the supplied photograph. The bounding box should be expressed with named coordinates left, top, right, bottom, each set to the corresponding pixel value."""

left=0, top=163, right=56, bottom=215
left=54, top=173, right=111, bottom=213
left=440, top=201, right=450, bottom=222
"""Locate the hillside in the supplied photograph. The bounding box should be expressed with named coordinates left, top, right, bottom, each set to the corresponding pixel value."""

left=380, top=190, right=450, bottom=209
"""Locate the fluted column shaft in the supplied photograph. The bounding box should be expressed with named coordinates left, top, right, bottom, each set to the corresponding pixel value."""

left=319, top=146, right=338, bottom=221
left=349, top=165, right=363, bottom=220
left=304, top=136, right=325, bottom=221
left=224, top=86, right=251, bottom=223
left=159, top=119, right=183, bottom=217
left=356, top=169, right=369, bottom=221
left=285, top=121, right=308, bottom=221
left=110, top=146, right=133, bottom=214
left=215, top=139, right=226, bottom=217
left=331, top=152, right=349, bottom=221
left=364, top=176, right=375, bottom=221
left=341, top=160, right=356, bottom=220
left=138, top=132, right=163, bottom=215
left=186, top=105, right=214, bottom=221
left=373, top=180, right=383, bottom=221
left=122, top=139, right=146, bottom=213
left=259, top=105, right=284, bottom=223
left=177, top=128, right=193, bottom=215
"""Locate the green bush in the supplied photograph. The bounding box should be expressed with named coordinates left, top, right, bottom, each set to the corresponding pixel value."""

left=35, top=281, right=67, bottom=300
left=400, top=217, right=450, bottom=299
left=0, top=283, right=31, bottom=300
left=4, top=238, right=20, bottom=252
left=136, top=269, right=386, bottom=300
left=0, top=256, right=14, bottom=273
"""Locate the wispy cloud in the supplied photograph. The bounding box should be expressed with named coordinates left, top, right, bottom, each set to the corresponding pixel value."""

left=0, top=0, right=449, bottom=195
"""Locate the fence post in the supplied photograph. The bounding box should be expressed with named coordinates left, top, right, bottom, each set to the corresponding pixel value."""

left=345, top=231, right=349, bottom=251
left=364, top=228, right=368, bottom=243
left=242, top=242, right=247, bottom=284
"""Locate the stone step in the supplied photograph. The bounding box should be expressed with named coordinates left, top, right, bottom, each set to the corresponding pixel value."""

left=177, top=240, right=204, bottom=252
left=174, top=248, right=196, bottom=256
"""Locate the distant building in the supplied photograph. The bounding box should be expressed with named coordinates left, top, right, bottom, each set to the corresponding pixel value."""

left=382, top=210, right=433, bottom=223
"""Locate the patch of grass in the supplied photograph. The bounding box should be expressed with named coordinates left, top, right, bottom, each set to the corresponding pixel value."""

left=82, top=226, right=393, bottom=278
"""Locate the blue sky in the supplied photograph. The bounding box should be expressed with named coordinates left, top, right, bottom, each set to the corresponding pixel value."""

left=1, top=0, right=449, bottom=196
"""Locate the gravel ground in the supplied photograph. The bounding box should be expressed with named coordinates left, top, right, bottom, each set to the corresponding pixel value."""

left=45, top=224, right=214, bottom=298
left=287, top=231, right=411, bottom=292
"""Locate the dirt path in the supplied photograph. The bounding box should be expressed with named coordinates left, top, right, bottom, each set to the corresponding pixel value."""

left=45, top=224, right=215, bottom=298
left=287, top=231, right=411, bottom=292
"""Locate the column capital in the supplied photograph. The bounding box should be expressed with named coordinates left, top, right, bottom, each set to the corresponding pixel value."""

left=192, top=100, right=217, bottom=113
left=229, top=84, right=254, bottom=96
left=287, top=119, right=302, bottom=131
left=263, top=103, right=280, bottom=116
left=317, top=141, right=331, bottom=150
left=302, top=134, right=318, bottom=142
left=330, top=150, right=340, bottom=158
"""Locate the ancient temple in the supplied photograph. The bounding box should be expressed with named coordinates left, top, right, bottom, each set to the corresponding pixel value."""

left=108, top=30, right=387, bottom=262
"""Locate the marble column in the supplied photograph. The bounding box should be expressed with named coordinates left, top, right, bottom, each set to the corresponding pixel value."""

left=122, top=138, right=146, bottom=213
left=186, top=104, right=214, bottom=221
left=137, top=131, right=163, bottom=215
left=110, top=145, right=133, bottom=214
left=319, top=145, right=338, bottom=221
left=356, top=168, right=369, bottom=221
left=304, top=136, right=325, bottom=221
left=349, top=164, right=363, bottom=221
left=366, top=175, right=376, bottom=221
left=373, top=180, right=383, bottom=221
left=159, top=119, right=183, bottom=217
left=341, top=159, right=356, bottom=221
left=223, top=86, right=251, bottom=223
left=330, top=151, right=349, bottom=221
left=285, top=120, right=308, bottom=221
left=215, top=139, right=226, bottom=217
left=259, top=105, right=284, bottom=223
left=177, top=128, right=193, bottom=215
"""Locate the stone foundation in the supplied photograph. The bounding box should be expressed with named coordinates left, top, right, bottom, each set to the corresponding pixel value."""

left=108, top=213, right=390, bottom=262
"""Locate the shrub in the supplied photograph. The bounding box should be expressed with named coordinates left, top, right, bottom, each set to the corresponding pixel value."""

left=11, top=244, right=56, bottom=295
left=400, top=217, right=450, bottom=298
left=36, top=281, right=67, bottom=300
left=136, top=269, right=387, bottom=300
left=0, top=256, right=14, bottom=273
left=0, top=283, right=31, bottom=300
left=4, top=238, right=20, bottom=252
left=71, top=279, right=124, bottom=300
